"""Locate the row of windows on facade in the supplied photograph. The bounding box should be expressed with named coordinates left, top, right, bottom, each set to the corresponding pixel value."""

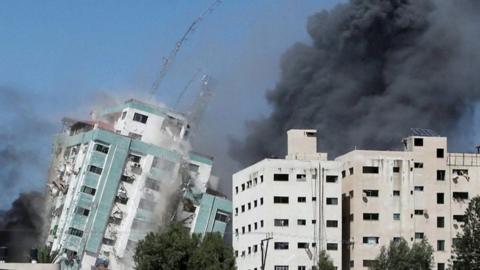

left=235, top=196, right=338, bottom=216
left=272, top=266, right=316, bottom=270
left=235, top=197, right=264, bottom=215
left=352, top=212, right=466, bottom=224
left=344, top=165, right=467, bottom=180
left=351, top=259, right=446, bottom=270
left=359, top=235, right=448, bottom=252
left=66, top=227, right=115, bottom=246
left=235, top=218, right=339, bottom=237
left=235, top=241, right=337, bottom=259
left=121, top=111, right=149, bottom=124
left=355, top=188, right=469, bottom=201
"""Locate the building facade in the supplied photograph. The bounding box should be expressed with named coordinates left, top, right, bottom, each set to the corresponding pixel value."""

left=45, top=99, right=231, bottom=270
left=233, top=130, right=343, bottom=270
left=338, top=129, right=480, bottom=270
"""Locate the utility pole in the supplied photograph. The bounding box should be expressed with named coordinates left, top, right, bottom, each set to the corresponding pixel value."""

left=260, top=234, right=273, bottom=270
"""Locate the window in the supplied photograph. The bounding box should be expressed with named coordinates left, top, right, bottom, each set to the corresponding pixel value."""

left=274, top=196, right=289, bottom=204
left=326, top=220, right=338, bottom=227
left=274, top=173, right=289, bottom=181
left=363, top=213, right=379, bottom=221
left=241, top=205, right=245, bottom=212
left=241, top=184, right=245, bottom=191
left=121, top=111, right=127, bottom=120
left=145, top=178, right=160, bottom=191
left=453, top=215, right=466, bottom=223
left=248, top=247, right=251, bottom=254
left=94, top=144, right=109, bottom=154
left=68, top=227, right=84, bottom=237
left=312, top=220, right=317, bottom=224
left=248, top=202, right=251, bottom=210
left=363, top=260, right=377, bottom=267
left=326, top=243, right=338, bottom=250
left=274, top=219, right=289, bottom=227
left=297, top=242, right=308, bottom=249
left=139, top=199, right=155, bottom=211
left=296, top=174, right=306, bottom=181
left=75, top=207, right=90, bottom=217
left=274, top=242, right=289, bottom=250
left=326, top=197, right=338, bottom=205
left=414, top=162, right=424, bottom=168
left=297, top=197, right=306, bottom=203
left=248, top=224, right=251, bottom=232
left=438, top=263, right=445, bottom=270
left=274, top=266, right=289, bottom=270
left=151, top=157, right=175, bottom=171
left=312, top=197, right=317, bottom=201
left=437, top=148, right=445, bottom=158
left=102, top=237, right=115, bottom=246
left=298, top=267, right=306, bottom=270
left=414, top=138, right=424, bottom=146
left=88, top=165, right=103, bottom=175
left=260, top=220, right=264, bottom=227
left=133, top=112, right=148, bottom=123
left=393, top=190, right=400, bottom=196
left=437, top=217, right=445, bottom=228
left=128, top=154, right=141, bottom=163
left=437, top=240, right=445, bottom=251
left=297, top=219, right=306, bottom=226
left=393, top=167, right=400, bottom=173
left=414, top=186, right=424, bottom=191
left=453, top=169, right=468, bottom=176
left=393, top=213, right=400, bottom=220
left=437, top=170, right=446, bottom=181
left=235, top=186, right=238, bottom=194
left=254, top=222, right=258, bottom=230
left=342, top=170, right=346, bottom=178
left=326, top=175, right=338, bottom=183
left=415, top=232, right=424, bottom=239
left=363, top=190, right=379, bottom=197
left=260, top=197, right=264, bottom=205
left=349, top=167, right=354, bottom=175
left=242, top=227, right=245, bottom=234
left=415, top=209, right=424, bottom=215
left=363, top=237, right=379, bottom=244
left=254, top=200, right=258, bottom=207
left=453, top=192, right=469, bottom=200
left=81, top=186, right=96, bottom=196
left=215, top=211, right=229, bottom=223
left=363, top=166, right=379, bottom=174
left=437, top=193, right=444, bottom=204
left=254, top=245, right=258, bottom=252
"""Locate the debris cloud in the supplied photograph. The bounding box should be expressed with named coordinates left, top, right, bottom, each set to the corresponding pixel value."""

left=232, top=0, right=480, bottom=165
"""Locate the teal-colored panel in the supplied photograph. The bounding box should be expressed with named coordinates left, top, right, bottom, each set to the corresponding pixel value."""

left=192, top=194, right=232, bottom=237
left=64, top=235, right=82, bottom=251
left=83, top=173, right=99, bottom=188
left=85, top=131, right=131, bottom=254
left=70, top=214, right=88, bottom=228
left=89, top=152, right=106, bottom=167
left=135, top=209, right=153, bottom=222
left=189, top=153, right=214, bottom=166
left=130, top=140, right=181, bottom=162
left=212, top=221, right=227, bottom=235
left=77, top=193, right=94, bottom=208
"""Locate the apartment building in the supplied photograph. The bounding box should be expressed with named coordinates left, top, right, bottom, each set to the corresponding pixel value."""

left=45, top=99, right=231, bottom=270
left=338, top=128, right=480, bottom=270
left=233, top=130, right=343, bottom=270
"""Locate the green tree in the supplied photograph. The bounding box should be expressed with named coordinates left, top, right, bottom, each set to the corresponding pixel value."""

left=37, top=245, right=58, bottom=263
left=317, top=250, right=335, bottom=270
left=451, top=196, right=480, bottom=269
left=188, top=233, right=236, bottom=270
left=134, top=223, right=235, bottom=270
left=370, top=238, right=433, bottom=270
left=134, top=223, right=198, bottom=270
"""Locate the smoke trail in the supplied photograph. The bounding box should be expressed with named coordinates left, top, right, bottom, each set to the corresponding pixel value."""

left=231, top=0, right=480, bottom=165
left=0, top=87, right=55, bottom=260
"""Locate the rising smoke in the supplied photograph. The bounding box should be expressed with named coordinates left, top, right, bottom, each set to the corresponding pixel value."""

left=0, top=87, right=55, bottom=261
left=232, top=0, right=480, bottom=165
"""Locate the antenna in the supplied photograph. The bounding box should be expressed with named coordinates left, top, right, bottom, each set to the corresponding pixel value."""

left=148, top=0, right=223, bottom=99
left=174, top=68, right=203, bottom=109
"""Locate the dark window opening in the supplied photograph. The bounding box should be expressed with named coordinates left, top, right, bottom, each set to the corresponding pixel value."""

left=68, top=227, right=84, bottom=237
left=453, top=215, right=466, bottom=223
left=326, top=197, right=338, bottom=205
left=297, top=242, right=308, bottom=249
left=94, top=144, right=109, bottom=154
left=297, top=219, right=306, bottom=225
left=88, top=165, right=103, bottom=175
left=326, top=243, right=338, bottom=250
left=414, top=162, right=424, bottom=168
left=81, top=186, right=96, bottom=196
left=437, top=148, right=445, bottom=158
left=414, top=138, right=424, bottom=146
left=349, top=167, right=354, bottom=175
left=296, top=174, right=306, bottom=181
left=437, top=170, right=446, bottom=181
left=274, top=219, right=289, bottom=227
left=326, top=220, right=338, bottom=227
left=326, top=175, right=338, bottom=183
left=274, top=196, right=289, bottom=204
left=274, top=174, right=289, bottom=181
left=437, top=193, right=444, bottom=204
left=453, top=192, right=469, bottom=200
left=363, top=166, right=379, bottom=174
left=363, top=213, right=379, bottom=220
left=437, top=217, right=445, bottom=228
left=274, top=242, right=289, bottom=250
left=133, top=113, right=148, bottom=123
left=297, top=197, right=306, bottom=203
left=393, top=167, right=400, bottom=173
left=363, top=190, right=379, bottom=197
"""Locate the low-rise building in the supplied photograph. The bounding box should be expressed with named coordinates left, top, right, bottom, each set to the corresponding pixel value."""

left=233, top=130, right=343, bottom=270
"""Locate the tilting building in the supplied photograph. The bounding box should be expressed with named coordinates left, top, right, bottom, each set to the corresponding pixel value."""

left=45, top=99, right=231, bottom=270
left=232, top=130, right=343, bottom=270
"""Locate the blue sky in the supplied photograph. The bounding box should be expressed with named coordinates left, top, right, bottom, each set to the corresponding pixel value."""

left=0, top=0, right=340, bottom=206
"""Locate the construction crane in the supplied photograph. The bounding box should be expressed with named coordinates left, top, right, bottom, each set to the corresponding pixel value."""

left=148, top=0, right=223, bottom=99
left=187, top=74, right=215, bottom=135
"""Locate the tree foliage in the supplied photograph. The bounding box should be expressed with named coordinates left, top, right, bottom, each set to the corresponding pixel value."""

left=317, top=250, right=335, bottom=270
left=134, top=223, right=235, bottom=270
left=370, top=238, right=433, bottom=270
left=451, top=196, right=480, bottom=269
left=37, top=245, right=58, bottom=263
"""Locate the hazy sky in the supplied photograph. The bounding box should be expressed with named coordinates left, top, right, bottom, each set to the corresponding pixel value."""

left=0, top=0, right=340, bottom=205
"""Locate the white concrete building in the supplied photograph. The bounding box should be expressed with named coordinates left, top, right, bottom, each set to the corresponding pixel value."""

left=338, top=129, right=480, bottom=270
left=233, top=130, right=342, bottom=270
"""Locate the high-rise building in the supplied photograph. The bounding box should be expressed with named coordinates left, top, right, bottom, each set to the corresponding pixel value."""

left=339, top=129, right=480, bottom=270
left=232, top=130, right=343, bottom=270
left=45, top=99, right=231, bottom=270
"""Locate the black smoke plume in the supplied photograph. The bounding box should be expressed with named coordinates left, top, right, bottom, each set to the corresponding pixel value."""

left=0, top=88, right=55, bottom=261
left=232, top=0, right=480, bottom=165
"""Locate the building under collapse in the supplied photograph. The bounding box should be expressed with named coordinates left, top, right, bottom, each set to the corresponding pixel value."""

left=45, top=99, right=231, bottom=269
